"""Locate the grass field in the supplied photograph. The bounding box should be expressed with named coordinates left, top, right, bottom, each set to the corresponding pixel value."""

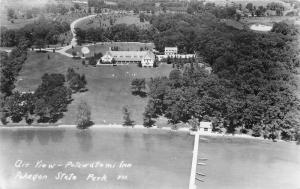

left=66, top=42, right=154, bottom=58
left=16, top=51, right=172, bottom=125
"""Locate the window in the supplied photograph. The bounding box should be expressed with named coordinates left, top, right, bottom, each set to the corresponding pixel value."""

left=204, top=128, right=208, bottom=131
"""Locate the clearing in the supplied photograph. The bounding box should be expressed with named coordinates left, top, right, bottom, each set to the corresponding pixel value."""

left=15, top=51, right=172, bottom=125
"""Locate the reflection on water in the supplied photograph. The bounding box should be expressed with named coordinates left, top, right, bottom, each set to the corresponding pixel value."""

left=75, top=129, right=93, bottom=152
left=8, top=128, right=66, bottom=146
left=0, top=128, right=193, bottom=189
left=123, top=131, right=133, bottom=145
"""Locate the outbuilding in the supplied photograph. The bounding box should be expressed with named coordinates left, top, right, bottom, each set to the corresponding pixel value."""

left=199, top=122, right=212, bottom=132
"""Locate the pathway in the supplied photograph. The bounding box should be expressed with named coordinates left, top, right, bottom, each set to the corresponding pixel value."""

left=31, top=14, right=97, bottom=57
left=56, top=14, right=97, bottom=57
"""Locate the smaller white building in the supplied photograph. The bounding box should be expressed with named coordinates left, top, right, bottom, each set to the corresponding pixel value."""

left=164, top=47, right=178, bottom=56
left=156, top=46, right=195, bottom=61
left=199, top=122, right=212, bottom=132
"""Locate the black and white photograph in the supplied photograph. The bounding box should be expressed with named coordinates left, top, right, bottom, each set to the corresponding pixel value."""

left=0, top=0, right=299, bottom=188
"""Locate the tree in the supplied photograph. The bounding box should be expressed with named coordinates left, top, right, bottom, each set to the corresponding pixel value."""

left=153, top=58, right=159, bottom=68
left=34, top=98, right=50, bottom=122
left=255, top=6, right=266, bottom=17
left=295, top=127, right=300, bottom=145
left=139, top=13, right=145, bottom=22
left=4, top=92, right=25, bottom=123
left=246, top=3, right=253, bottom=11
left=58, top=4, right=68, bottom=15
left=74, top=3, right=80, bottom=10
left=33, top=73, right=71, bottom=123
left=271, top=22, right=297, bottom=35
left=72, top=50, right=77, bottom=58
left=169, top=69, right=182, bottom=88
left=76, top=101, right=92, bottom=129
left=66, top=68, right=76, bottom=81
left=88, top=57, right=97, bottom=65
left=122, top=106, right=135, bottom=127
left=35, top=39, right=46, bottom=51
left=252, top=124, right=262, bottom=137
left=143, top=99, right=156, bottom=128
left=166, top=56, right=171, bottom=64
left=111, top=58, right=116, bottom=65
left=188, top=117, right=199, bottom=131
left=66, top=68, right=87, bottom=92
left=26, top=9, right=33, bottom=19
left=131, top=78, right=146, bottom=96
left=69, top=74, right=86, bottom=92
left=7, top=8, right=15, bottom=20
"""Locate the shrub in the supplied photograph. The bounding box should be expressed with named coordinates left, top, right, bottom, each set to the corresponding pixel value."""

left=252, top=124, right=262, bottom=137
left=171, top=124, right=180, bottom=130
left=188, top=117, right=199, bottom=131
left=131, top=78, right=146, bottom=96
left=76, top=101, right=92, bottom=129
left=88, top=57, right=97, bottom=65
left=122, top=106, right=135, bottom=127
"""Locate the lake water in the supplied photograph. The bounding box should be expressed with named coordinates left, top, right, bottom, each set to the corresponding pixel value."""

left=0, top=128, right=299, bottom=189
left=250, top=24, right=273, bottom=32
left=197, top=136, right=300, bottom=189
left=0, top=128, right=193, bottom=189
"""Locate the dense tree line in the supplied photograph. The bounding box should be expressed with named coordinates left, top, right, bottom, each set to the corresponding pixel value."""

left=75, top=24, right=155, bottom=44
left=150, top=13, right=218, bottom=53
left=1, top=73, right=72, bottom=124
left=187, top=2, right=237, bottom=19
left=0, top=40, right=29, bottom=97
left=0, top=18, right=70, bottom=47
left=45, top=3, right=69, bottom=15
left=143, top=14, right=299, bottom=141
left=1, top=67, right=87, bottom=125
left=188, top=1, right=286, bottom=18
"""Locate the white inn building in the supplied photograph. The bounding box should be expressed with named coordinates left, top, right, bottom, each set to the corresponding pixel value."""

left=99, top=50, right=155, bottom=67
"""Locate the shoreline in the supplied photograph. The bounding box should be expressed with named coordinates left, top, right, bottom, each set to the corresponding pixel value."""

left=0, top=124, right=292, bottom=143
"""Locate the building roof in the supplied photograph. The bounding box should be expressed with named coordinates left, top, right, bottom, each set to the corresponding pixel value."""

left=200, top=122, right=212, bottom=128
left=165, top=47, right=178, bottom=51
left=104, top=50, right=154, bottom=62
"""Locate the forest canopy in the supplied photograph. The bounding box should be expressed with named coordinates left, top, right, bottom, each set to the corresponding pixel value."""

left=143, top=13, right=299, bottom=140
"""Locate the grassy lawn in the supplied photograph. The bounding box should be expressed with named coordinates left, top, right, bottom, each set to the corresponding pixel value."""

left=66, top=42, right=154, bottom=58
left=115, top=15, right=151, bottom=29
left=16, top=52, right=172, bottom=125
